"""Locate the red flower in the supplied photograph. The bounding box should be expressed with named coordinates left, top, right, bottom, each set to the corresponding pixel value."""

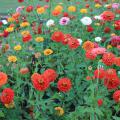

left=114, top=57, right=120, bottom=66
left=97, top=99, right=103, bottom=106
left=18, top=0, right=24, bottom=2
left=110, top=36, right=120, bottom=47
left=102, top=52, right=115, bottom=66
left=87, top=25, right=94, bottom=32
left=0, top=88, right=14, bottom=104
left=85, top=4, right=90, bottom=8
left=104, top=27, right=111, bottom=33
left=114, top=20, right=120, bottom=30
left=51, top=31, right=64, bottom=42
left=101, top=11, right=115, bottom=21
left=94, top=68, right=106, bottom=79
left=26, top=6, right=34, bottom=13
left=31, top=73, right=41, bottom=81
left=63, top=12, right=69, bottom=17
left=22, top=34, right=32, bottom=42
left=32, top=74, right=49, bottom=91
left=104, top=76, right=120, bottom=90
left=85, top=51, right=97, bottom=60
left=113, top=90, right=120, bottom=103
left=57, top=78, right=72, bottom=92
left=0, top=22, right=2, bottom=27
left=3, top=30, right=9, bottom=38
left=62, top=34, right=72, bottom=45
left=68, top=38, right=80, bottom=49
left=43, top=69, right=58, bottom=82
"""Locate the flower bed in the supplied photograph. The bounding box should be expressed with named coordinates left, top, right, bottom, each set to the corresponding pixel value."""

left=0, top=0, right=120, bottom=120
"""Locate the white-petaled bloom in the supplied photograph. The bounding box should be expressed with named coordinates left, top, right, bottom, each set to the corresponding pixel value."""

left=77, top=39, right=83, bottom=45
left=2, top=20, right=8, bottom=25
left=46, top=19, right=55, bottom=27
left=80, top=17, right=92, bottom=25
left=94, top=15, right=102, bottom=20
left=95, top=37, right=102, bottom=42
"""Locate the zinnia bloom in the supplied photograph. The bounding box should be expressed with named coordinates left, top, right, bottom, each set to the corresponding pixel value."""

left=82, top=41, right=94, bottom=51
left=32, top=74, right=50, bottom=91
left=0, top=88, right=14, bottom=104
left=68, top=38, right=80, bottom=49
left=51, top=31, right=64, bottom=42
left=80, top=17, right=92, bottom=25
left=94, top=68, right=106, bottom=79
left=97, top=99, right=103, bottom=106
left=44, top=49, right=53, bottom=56
left=59, top=17, right=70, bottom=25
left=114, top=20, right=120, bottom=30
left=113, top=90, right=120, bottom=103
left=8, top=56, right=17, bottom=63
left=57, top=78, right=72, bottom=92
left=101, top=11, right=115, bottom=21
left=0, top=72, right=8, bottom=87
left=43, top=69, right=58, bottom=82
left=102, top=52, right=115, bottom=66
left=55, top=107, right=64, bottom=116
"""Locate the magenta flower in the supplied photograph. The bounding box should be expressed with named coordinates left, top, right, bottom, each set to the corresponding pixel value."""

left=59, top=17, right=70, bottom=25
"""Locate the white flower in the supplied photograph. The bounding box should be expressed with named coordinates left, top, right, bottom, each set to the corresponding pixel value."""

left=77, top=39, right=83, bottom=45
left=2, top=20, right=8, bottom=25
left=95, top=37, right=102, bottom=42
left=46, top=19, right=55, bottom=27
left=94, top=15, right=102, bottom=20
left=80, top=17, right=92, bottom=25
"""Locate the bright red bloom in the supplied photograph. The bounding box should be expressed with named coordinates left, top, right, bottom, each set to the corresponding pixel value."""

left=26, top=6, right=34, bottom=13
left=43, top=69, right=58, bottom=82
left=0, top=88, right=14, bottom=104
left=114, top=57, right=120, bottom=66
left=110, top=36, right=120, bottom=47
left=51, top=31, right=64, bottom=42
left=104, top=27, right=111, bottom=33
left=102, top=52, right=115, bottom=66
left=97, top=99, right=103, bottom=106
left=31, top=73, right=41, bottom=81
left=3, top=30, right=9, bottom=38
left=94, top=68, right=106, bottom=79
left=57, top=78, right=72, bottom=92
left=104, top=76, right=120, bottom=90
left=63, top=12, right=69, bottom=17
left=85, top=51, right=97, bottom=60
left=22, top=34, right=32, bottom=42
left=62, top=34, right=72, bottom=45
left=68, top=38, right=80, bottom=49
left=32, top=74, right=49, bottom=91
left=0, top=22, right=2, bottom=27
left=114, top=20, right=120, bottom=30
left=18, top=0, right=24, bottom=2
left=101, top=11, right=115, bottom=21
left=113, top=90, right=120, bottom=103
left=87, top=26, right=94, bottom=32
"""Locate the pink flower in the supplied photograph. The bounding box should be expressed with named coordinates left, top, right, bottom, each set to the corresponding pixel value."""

left=91, top=47, right=106, bottom=55
left=112, top=3, right=120, bottom=9
left=59, top=17, right=70, bottom=25
left=16, top=6, right=24, bottom=13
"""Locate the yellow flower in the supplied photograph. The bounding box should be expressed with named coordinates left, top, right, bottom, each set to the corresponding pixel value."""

left=44, top=49, right=53, bottom=56
left=8, top=56, right=17, bottom=63
left=94, top=23, right=100, bottom=26
left=20, top=22, right=30, bottom=27
left=55, top=107, right=64, bottom=116
left=80, top=8, right=88, bottom=14
left=68, top=6, right=76, bottom=12
left=5, top=101, right=15, bottom=109
left=107, top=45, right=112, bottom=49
left=111, top=33, right=116, bottom=36
left=14, top=45, right=22, bottom=51
left=21, top=31, right=30, bottom=36
left=35, top=37, right=44, bottom=42
left=7, top=17, right=15, bottom=22
left=95, top=4, right=102, bottom=8
left=37, top=7, right=45, bottom=14
left=54, top=5, right=63, bottom=12
left=6, top=27, right=14, bottom=32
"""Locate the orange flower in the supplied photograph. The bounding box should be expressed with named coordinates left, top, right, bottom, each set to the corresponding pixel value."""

left=0, top=72, right=8, bottom=87
left=114, top=57, right=120, bottom=66
left=52, top=10, right=61, bottom=16
left=82, top=41, right=94, bottom=51
left=12, top=12, right=20, bottom=20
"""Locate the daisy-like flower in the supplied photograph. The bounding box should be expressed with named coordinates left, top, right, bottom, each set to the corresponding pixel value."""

left=44, top=49, right=53, bottom=56
left=46, top=19, right=55, bottom=27
left=95, top=37, right=102, bottom=42
left=80, top=17, right=92, bottom=25
left=59, top=17, right=70, bottom=25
